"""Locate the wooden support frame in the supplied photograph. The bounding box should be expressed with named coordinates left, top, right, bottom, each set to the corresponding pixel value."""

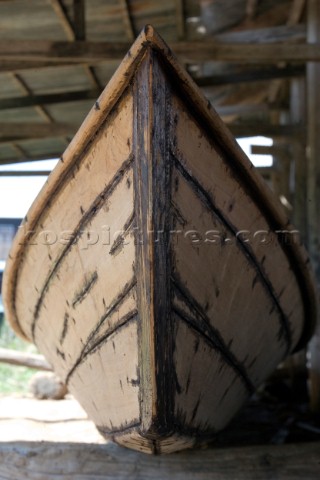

left=288, top=0, right=306, bottom=26
left=251, top=145, right=288, bottom=157
left=175, top=0, right=185, bottom=40
left=0, top=88, right=101, bottom=110
left=119, top=0, right=135, bottom=41
left=0, top=122, right=304, bottom=143
left=0, top=441, right=319, bottom=479
left=49, top=0, right=76, bottom=41
left=11, top=73, right=54, bottom=124
left=73, top=0, right=85, bottom=41
left=196, top=65, right=305, bottom=87
left=1, top=40, right=320, bottom=65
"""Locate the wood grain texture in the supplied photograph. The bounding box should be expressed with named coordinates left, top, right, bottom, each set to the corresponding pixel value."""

left=2, top=26, right=317, bottom=454
left=0, top=441, right=319, bottom=479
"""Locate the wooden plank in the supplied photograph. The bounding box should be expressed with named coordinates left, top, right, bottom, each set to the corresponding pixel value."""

left=307, top=0, right=320, bottom=413
left=230, top=123, right=304, bottom=138
left=290, top=79, right=307, bottom=240
left=251, top=145, right=288, bottom=157
left=195, top=65, right=305, bottom=87
left=216, top=24, right=306, bottom=44
left=0, top=441, right=319, bottom=479
left=0, top=88, right=100, bottom=110
left=1, top=40, right=320, bottom=64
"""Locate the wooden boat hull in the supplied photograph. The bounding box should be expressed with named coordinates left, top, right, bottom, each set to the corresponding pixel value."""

left=2, top=26, right=317, bottom=454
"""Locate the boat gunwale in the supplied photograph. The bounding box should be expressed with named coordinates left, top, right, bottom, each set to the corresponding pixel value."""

left=2, top=24, right=317, bottom=351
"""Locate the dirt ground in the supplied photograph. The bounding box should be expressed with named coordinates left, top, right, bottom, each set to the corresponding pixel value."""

left=0, top=394, right=106, bottom=443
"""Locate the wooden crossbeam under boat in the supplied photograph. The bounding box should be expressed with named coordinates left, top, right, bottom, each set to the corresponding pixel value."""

left=2, top=25, right=317, bottom=454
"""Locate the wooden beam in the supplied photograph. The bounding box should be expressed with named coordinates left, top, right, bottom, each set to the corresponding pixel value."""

left=307, top=0, right=320, bottom=414
left=290, top=78, right=307, bottom=239
left=195, top=65, right=305, bottom=87
left=73, top=0, right=85, bottom=41
left=0, top=441, right=319, bottom=479
left=1, top=40, right=320, bottom=64
left=216, top=24, right=306, bottom=44
left=11, top=73, right=54, bottom=123
left=230, top=123, right=305, bottom=138
left=306, top=0, right=320, bottom=278
left=0, top=170, right=51, bottom=176
left=11, top=142, right=29, bottom=159
left=175, top=0, right=185, bottom=40
left=0, top=122, right=303, bottom=142
left=0, top=79, right=298, bottom=113
left=214, top=103, right=285, bottom=117
left=0, top=348, right=52, bottom=371
left=0, top=88, right=100, bottom=110
left=49, top=0, right=75, bottom=41
left=0, top=122, right=76, bottom=140
left=266, top=0, right=305, bottom=113
left=288, top=0, right=306, bottom=26
left=119, top=0, right=135, bottom=41
left=251, top=145, right=288, bottom=156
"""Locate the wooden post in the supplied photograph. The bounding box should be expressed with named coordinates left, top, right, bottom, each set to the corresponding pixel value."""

left=307, top=0, right=320, bottom=413
left=286, top=78, right=308, bottom=387
left=291, top=79, right=307, bottom=241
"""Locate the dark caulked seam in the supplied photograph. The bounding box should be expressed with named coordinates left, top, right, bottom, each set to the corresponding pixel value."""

left=10, top=101, right=130, bottom=338
left=65, top=277, right=136, bottom=383
left=97, top=421, right=140, bottom=436
left=72, top=271, right=98, bottom=309
left=59, top=312, right=69, bottom=345
left=66, top=311, right=137, bottom=384
left=109, top=211, right=135, bottom=256
left=83, top=310, right=138, bottom=357
left=172, top=278, right=254, bottom=394
left=172, top=153, right=292, bottom=355
left=31, top=155, right=134, bottom=341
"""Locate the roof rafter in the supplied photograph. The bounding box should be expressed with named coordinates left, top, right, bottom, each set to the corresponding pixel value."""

left=49, top=0, right=76, bottom=41
left=119, top=0, right=135, bottom=41
left=11, top=73, right=54, bottom=124
left=1, top=39, right=320, bottom=64
left=175, top=0, right=185, bottom=40
left=0, top=88, right=100, bottom=110
left=0, top=121, right=304, bottom=143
